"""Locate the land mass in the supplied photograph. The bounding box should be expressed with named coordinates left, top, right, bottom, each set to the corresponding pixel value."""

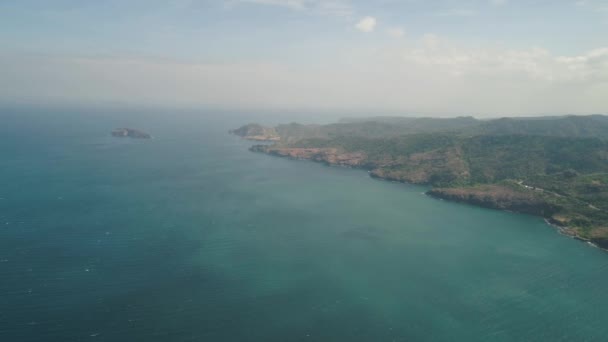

left=229, top=123, right=280, bottom=141
left=112, top=128, right=151, bottom=139
left=234, top=116, right=608, bottom=250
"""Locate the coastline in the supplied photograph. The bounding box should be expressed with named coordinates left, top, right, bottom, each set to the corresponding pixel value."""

left=544, top=219, right=608, bottom=252
left=248, top=142, right=608, bottom=253
left=426, top=187, right=608, bottom=252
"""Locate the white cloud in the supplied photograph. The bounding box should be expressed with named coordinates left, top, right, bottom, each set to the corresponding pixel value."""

left=435, top=9, right=478, bottom=17
left=233, top=0, right=353, bottom=16
left=314, top=1, right=354, bottom=17
left=384, top=41, right=608, bottom=86
left=236, top=0, right=307, bottom=10
left=573, top=0, right=608, bottom=14
left=355, top=16, right=376, bottom=33
left=490, top=0, right=507, bottom=6
left=421, top=33, right=441, bottom=49
left=386, top=27, right=405, bottom=38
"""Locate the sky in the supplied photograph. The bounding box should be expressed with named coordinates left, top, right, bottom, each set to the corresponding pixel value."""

left=0, top=0, right=607, bottom=116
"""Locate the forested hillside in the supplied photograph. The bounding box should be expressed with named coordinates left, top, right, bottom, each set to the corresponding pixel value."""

left=234, top=114, right=608, bottom=249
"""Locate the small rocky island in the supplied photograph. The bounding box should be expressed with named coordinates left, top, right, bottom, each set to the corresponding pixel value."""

left=111, top=128, right=151, bottom=139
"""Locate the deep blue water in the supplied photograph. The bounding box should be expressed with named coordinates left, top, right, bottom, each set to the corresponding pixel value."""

left=1, top=107, right=608, bottom=341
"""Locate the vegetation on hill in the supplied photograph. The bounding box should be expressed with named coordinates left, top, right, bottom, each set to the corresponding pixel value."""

left=229, top=123, right=280, bottom=141
left=269, top=115, right=608, bottom=141
left=473, top=115, right=608, bottom=138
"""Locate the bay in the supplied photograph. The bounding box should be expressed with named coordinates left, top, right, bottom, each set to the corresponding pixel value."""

left=1, top=108, right=607, bottom=341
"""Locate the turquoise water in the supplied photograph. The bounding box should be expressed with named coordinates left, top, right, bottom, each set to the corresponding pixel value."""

left=1, top=108, right=608, bottom=341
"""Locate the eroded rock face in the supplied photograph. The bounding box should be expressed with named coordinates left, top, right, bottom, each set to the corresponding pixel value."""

left=427, top=185, right=558, bottom=216
left=252, top=144, right=471, bottom=186
left=111, top=128, right=151, bottom=139
left=251, top=146, right=367, bottom=167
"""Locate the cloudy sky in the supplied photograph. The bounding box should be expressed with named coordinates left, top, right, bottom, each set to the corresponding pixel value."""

left=1, top=0, right=607, bottom=115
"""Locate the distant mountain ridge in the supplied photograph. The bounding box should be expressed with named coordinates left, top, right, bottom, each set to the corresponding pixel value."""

left=338, top=114, right=608, bottom=139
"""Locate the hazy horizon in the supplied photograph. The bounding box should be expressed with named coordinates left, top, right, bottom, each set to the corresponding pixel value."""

left=1, top=1, right=607, bottom=117
left=5, top=103, right=608, bottom=124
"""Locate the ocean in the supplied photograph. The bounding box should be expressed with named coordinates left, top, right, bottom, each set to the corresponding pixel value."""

left=1, top=107, right=608, bottom=341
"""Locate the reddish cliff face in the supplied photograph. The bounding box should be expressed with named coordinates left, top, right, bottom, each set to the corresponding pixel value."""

left=427, top=185, right=557, bottom=216
left=251, top=144, right=473, bottom=186
left=426, top=185, right=608, bottom=250
left=252, top=146, right=368, bottom=167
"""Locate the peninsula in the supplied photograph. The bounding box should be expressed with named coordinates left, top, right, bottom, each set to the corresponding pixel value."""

left=229, top=123, right=280, bottom=141
left=234, top=115, right=608, bottom=250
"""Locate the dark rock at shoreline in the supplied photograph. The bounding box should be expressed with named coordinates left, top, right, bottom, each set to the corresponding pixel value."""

left=426, top=185, right=608, bottom=251
left=112, top=128, right=151, bottom=139
left=592, top=237, right=608, bottom=250
left=250, top=145, right=368, bottom=167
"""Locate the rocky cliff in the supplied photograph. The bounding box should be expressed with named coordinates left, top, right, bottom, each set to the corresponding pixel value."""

left=428, top=185, right=608, bottom=250
left=427, top=185, right=558, bottom=216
